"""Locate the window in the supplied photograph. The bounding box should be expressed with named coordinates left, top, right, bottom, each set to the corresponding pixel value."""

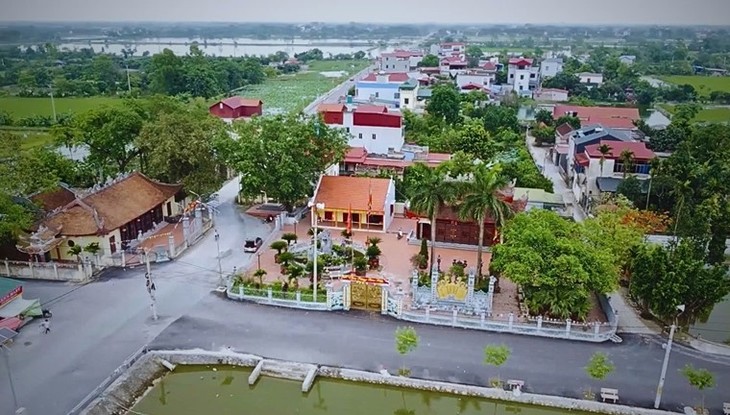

left=520, top=74, right=524, bottom=80
left=109, top=235, right=116, bottom=254
left=346, top=127, right=350, bottom=133
left=375, top=92, right=379, bottom=98
left=404, top=98, right=410, bottom=104
left=372, top=133, right=377, bottom=140
left=519, top=85, right=524, bottom=91
left=530, top=73, right=535, bottom=78
left=509, top=73, right=514, bottom=79
left=324, top=211, right=333, bottom=221
left=394, top=92, right=400, bottom=99
left=358, top=133, right=363, bottom=139
left=545, top=65, right=550, bottom=71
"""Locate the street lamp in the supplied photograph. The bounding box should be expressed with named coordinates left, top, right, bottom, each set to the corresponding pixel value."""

left=214, top=229, right=223, bottom=287
left=308, top=201, right=325, bottom=302
left=654, top=304, right=685, bottom=409
left=1, top=328, right=20, bottom=414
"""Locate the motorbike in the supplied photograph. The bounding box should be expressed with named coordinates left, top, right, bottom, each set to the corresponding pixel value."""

left=397, top=229, right=404, bottom=240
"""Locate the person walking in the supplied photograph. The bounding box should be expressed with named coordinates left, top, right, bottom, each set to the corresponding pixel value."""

left=41, top=318, right=50, bottom=334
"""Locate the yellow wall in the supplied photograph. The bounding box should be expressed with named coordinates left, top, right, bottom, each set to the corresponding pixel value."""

left=323, top=209, right=384, bottom=225
left=53, top=235, right=108, bottom=261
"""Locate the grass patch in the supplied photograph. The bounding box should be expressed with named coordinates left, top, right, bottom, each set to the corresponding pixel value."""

left=659, top=75, right=730, bottom=97
left=0, top=96, right=122, bottom=118
left=658, top=103, right=730, bottom=123
left=1, top=127, right=55, bottom=150
left=240, top=59, right=370, bottom=114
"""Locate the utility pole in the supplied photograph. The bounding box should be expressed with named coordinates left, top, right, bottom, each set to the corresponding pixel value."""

left=125, top=63, right=132, bottom=94
left=49, top=86, right=57, bottom=123
left=654, top=304, right=684, bottom=409
left=144, top=251, right=158, bottom=321
left=214, top=229, right=223, bottom=287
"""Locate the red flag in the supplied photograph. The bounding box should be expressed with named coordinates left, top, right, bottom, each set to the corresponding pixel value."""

left=347, top=203, right=353, bottom=234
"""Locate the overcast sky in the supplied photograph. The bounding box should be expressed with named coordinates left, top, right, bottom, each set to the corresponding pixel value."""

left=2, top=0, right=730, bottom=25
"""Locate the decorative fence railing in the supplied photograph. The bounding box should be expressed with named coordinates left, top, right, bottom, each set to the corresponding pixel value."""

left=1, top=259, right=95, bottom=282
left=227, top=285, right=332, bottom=311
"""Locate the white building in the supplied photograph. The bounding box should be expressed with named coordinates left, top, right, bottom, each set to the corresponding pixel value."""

left=318, top=104, right=404, bottom=154
left=578, top=72, right=604, bottom=88
left=456, top=71, right=495, bottom=90
left=540, top=57, right=564, bottom=79
left=439, top=42, right=466, bottom=56
left=507, top=57, right=539, bottom=96
left=355, top=72, right=411, bottom=107
left=619, top=55, right=636, bottom=65
left=379, top=50, right=423, bottom=73
left=398, top=79, right=421, bottom=111
left=534, top=88, right=569, bottom=102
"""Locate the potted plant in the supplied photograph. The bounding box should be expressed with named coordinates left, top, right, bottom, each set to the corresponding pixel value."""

left=270, top=240, right=288, bottom=263
left=353, top=256, right=368, bottom=276
left=282, top=232, right=298, bottom=246
left=83, top=242, right=101, bottom=265
left=410, top=253, right=427, bottom=270
left=288, top=264, right=305, bottom=281
left=366, top=244, right=382, bottom=269
left=278, top=251, right=295, bottom=272
left=341, top=229, right=353, bottom=240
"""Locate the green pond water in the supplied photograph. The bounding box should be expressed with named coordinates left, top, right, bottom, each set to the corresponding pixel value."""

left=131, top=365, right=592, bottom=415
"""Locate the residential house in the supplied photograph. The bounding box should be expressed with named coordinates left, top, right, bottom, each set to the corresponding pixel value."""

left=513, top=187, right=567, bottom=213
left=456, top=70, right=496, bottom=91
left=340, top=145, right=450, bottom=178
left=209, top=97, right=263, bottom=121
left=540, top=57, right=564, bottom=78
left=534, top=88, right=569, bottom=102
left=318, top=104, right=404, bottom=154
left=440, top=56, right=468, bottom=74
left=406, top=186, right=526, bottom=248
left=311, top=175, right=396, bottom=233
left=571, top=140, right=655, bottom=209
left=438, top=42, right=466, bottom=56
left=355, top=72, right=411, bottom=106
left=16, top=172, right=187, bottom=262
left=379, top=50, right=423, bottom=73
left=507, top=58, right=539, bottom=96
left=554, top=122, right=576, bottom=144
left=553, top=105, right=640, bottom=131
left=398, top=79, right=421, bottom=111
left=619, top=55, right=636, bottom=65
left=565, top=124, right=633, bottom=181
left=578, top=72, right=604, bottom=88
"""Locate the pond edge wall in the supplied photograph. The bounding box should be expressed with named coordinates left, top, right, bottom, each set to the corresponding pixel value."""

left=78, top=348, right=681, bottom=415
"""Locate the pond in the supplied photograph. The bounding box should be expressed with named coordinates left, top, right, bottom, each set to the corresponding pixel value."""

left=131, top=365, right=594, bottom=415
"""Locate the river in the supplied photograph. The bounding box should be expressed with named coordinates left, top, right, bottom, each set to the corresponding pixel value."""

left=52, top=37, right=405, bottom=57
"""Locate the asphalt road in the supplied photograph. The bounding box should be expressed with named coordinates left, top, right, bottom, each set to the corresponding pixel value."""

left=302, top=64, right=376, bottom=115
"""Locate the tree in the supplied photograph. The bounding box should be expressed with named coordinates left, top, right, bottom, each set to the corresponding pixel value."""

left=281, top=232, right=298, bottom=245
left=617, top=175, right=644, bottom=208
left=147, top=48, right=185, bottom=95
left=532, top=125, right=556, bottom=146
left=136, top=107, right=227, bottom=195
left=426, top=83, right=462, bottom=125
left=253, top=268, right=267, bottom=285
left=483, top=345, right=510, bottom=388
left=407, top=163, right=457, bottom=273
left=465, top=45, right=483, bottom=67
left=458, top=163, right=512, bottom=278
left=596, top=143, right=612, bottom=176
left=72, top=102, right=145, bottom=175
left=629, top=238, right=730, bottom=326
left=491, top=210, right=618, bottom=319
left=394, top=326, right=419, bottom=376
left=618, top=150, right=634, bottom=179
left=418, top=54, right=439, bottom=68
left=681, top=365, right=715, bottom=414
left=216, top=114, right=348, bottom=210
left=534, top=109, right=554, bottom=126
left=67, top=244, right=83, bottom=262
left=555, top=115, right=581, bottom=130
left=0, top=193, right=33, bottom=244
left=585, top=352, right=615, bottom=399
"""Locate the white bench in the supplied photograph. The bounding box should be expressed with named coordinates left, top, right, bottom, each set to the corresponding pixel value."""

left=600, top=388, right=619, bottom=403
left=722, top=402, right=729, bottom=415
left=506, top=379, right=525, bottom=391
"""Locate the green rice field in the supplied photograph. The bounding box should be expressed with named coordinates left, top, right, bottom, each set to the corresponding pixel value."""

left=659, top=75, right=730, bottom=96
left=0, top=96, right=121, bottom=118
left=659, top=103, right=730, bottom=123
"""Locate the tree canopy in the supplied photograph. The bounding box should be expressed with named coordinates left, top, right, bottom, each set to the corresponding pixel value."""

left=491, top=210, right=619, bottom=319
left=216, top=114, right=348, bottom=210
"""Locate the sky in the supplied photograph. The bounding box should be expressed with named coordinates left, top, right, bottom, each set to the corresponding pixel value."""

left=2, top=0, right=730, bottom=25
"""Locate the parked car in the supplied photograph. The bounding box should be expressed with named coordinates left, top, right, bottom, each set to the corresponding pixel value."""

left=244, top=237, right=263, bottom=253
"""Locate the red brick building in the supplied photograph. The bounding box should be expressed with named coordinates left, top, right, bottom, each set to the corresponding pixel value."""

left=209, top=97, right=263, bottom=120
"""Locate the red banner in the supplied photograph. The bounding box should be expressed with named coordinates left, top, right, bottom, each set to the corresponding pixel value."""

left=0, top=286, right=22, bottom=307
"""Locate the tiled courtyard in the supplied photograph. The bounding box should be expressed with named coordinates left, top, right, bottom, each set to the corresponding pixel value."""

left=242, top=212, right=523, bottom=318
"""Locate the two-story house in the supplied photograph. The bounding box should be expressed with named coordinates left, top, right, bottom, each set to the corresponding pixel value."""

left=553, top=105, right=639, bottom=132
left=564, top=124, right=633, bottom=182
left=438, top=42, right=466, bottom=56
left=507, top=58, right=539, bottom=96
left=440, top=56, right=468, bottom=74
left=318, top=104, right=404, bottom=155
left=540, top=57, right=564, bottom=79
left=379, top=50, right=423, bottom=73
left=456, top=69, right=496, bottom=92
left=355, top=72, right=411, bottom=107
left=572, top=140, right=655, bottom=209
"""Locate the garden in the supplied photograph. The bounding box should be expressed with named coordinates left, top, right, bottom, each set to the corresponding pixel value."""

left=230, top=229, right=385, bottom=302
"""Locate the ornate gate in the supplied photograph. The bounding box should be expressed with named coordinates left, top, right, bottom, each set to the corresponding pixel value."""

left=350, top=282, right=382, bottom=311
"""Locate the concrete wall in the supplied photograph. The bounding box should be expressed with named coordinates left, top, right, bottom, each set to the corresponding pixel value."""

left=1, top=259, right=93, bottom=282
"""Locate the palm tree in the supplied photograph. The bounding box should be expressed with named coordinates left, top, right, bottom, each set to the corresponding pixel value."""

left=619, top=149, right=634, bottom=179
left=457, top=163, right=512, bottom=279
left=596, top=143, right=612, bottom=176
left=645, top=157, right=662, bottom=210
left=407, top=163, right=455, bottom=273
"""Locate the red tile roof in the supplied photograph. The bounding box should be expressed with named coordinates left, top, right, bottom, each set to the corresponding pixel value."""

left=43, top=172, right=182, bottom=236
left=461, top=82, right=489, bottom=90
left=314, top=176, right=391, bottom=212
left=553, top=105, right=640, bottom=130
left=584, top=141, right=655, bottom=161
left=481, top=62, right=497, bottom=71
left=344, top=147, right=368, bottom=163
left=220, top=96, right=262, bottom=109
left=31, top=187, right=76, bottom=212
left=317, top=103, right=346, bottom=113
left=354, top=105, right=388, bottom=114
left=575, top=152, right=590, bottom=167
left=556, top=123, right=575, bottom=136
left=361, top=72, right=410, bottom=82
left=442, top=56, right=467, bottom=64
left=508, top=58, right=534, bottom=66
